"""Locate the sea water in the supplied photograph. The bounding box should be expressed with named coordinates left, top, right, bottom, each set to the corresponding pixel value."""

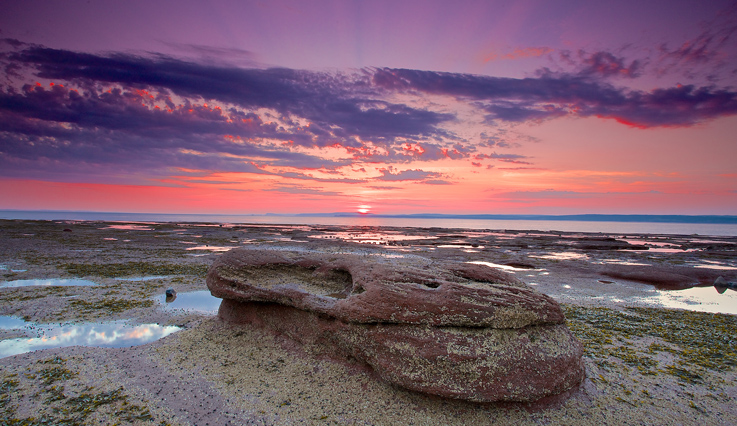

left=2, top=211, right=737, bottom=236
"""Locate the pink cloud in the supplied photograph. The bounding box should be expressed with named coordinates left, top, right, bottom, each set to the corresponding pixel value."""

left=482, top=47, right=553, bottom=63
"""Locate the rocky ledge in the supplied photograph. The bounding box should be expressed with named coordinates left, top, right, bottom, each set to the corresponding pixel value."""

left=207, top=248, right=585, bottom=402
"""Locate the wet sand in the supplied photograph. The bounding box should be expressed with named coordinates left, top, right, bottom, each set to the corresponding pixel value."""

left=1, top=219, right=736, bottom=425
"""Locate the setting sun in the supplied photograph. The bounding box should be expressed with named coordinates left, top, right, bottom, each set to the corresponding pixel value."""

left=357, top=205, right=371, bottom=214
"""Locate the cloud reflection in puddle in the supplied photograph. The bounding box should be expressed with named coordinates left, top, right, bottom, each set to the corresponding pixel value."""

left=0, top=278, right=98, bottom=288
left=642, top=286, right=737, bottom=315
left=0, top=317, right=180, bottom=358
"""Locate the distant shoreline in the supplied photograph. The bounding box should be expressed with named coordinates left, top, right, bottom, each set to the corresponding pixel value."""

left=311, top=213, right=737, bottom=224
left=2, top=210, right=736, bottom=224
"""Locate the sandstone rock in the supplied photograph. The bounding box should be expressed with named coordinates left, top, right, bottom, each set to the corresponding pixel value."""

left=573, top=237, right=648, bottom=251
left=207, top=248, right=584, bottom=402
left=600, top=264, right=730, bottom=290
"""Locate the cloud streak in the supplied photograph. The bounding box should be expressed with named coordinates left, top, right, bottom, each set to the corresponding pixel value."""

left=375, top=167, right=449, bottom=184
left=372, top=67, right=737, bottom=127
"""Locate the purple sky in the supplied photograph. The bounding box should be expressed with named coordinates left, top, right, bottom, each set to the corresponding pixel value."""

left=1, top=0, right=736, bottom=215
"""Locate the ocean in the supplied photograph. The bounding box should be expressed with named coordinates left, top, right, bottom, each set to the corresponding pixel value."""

left=2, top=210, right=737, bottom=236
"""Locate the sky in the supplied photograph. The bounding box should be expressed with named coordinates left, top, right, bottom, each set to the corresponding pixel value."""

left=1, top=0, right=736, bottom=216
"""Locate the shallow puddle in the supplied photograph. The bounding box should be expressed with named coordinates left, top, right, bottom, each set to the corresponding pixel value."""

left=690, top=260, right=737, bottom=271
left=103, top=224, right=154, bottom=231
left=627, top=248, right=700, bottom=253
left=643, top=286, right=737, bottom=315
left=0, top=317, right=180, bottom=358
left=595, top=259, right=651, bottom=266
left=309, top=232, right=438, bottom=244
left=156, top=290, right=221, bottom=314
left=467, top=261, right=541, bottom=272
left=0, top=265, right=27, bottom=273
left=621, top=238, right=679, bottom=247
left=0, top=278, right=98, bottom=288
left=116, top=275, right=177, bottom=282
left=530, top=252, right=589, bottom=261
left=0, top=316, right=27, bottom=329
left=694, top=265, right=737, bottom=270
left=185, top=245, right=237, bottom=252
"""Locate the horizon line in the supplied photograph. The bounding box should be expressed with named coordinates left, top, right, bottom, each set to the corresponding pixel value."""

left=1, top=209, right=736, bottom=224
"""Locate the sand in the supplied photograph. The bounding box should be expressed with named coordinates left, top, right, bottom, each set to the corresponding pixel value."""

left=1, top=219, right=735, bottom=425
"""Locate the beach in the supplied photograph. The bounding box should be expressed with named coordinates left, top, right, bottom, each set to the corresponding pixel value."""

left=1, top=219, right=736, bottom=425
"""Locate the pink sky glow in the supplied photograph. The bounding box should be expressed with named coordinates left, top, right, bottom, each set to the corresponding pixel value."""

left=1, top=0, right=736, bottom=215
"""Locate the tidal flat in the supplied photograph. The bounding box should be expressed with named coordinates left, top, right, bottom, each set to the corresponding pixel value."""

left=0, top=219, right=736, bottom=425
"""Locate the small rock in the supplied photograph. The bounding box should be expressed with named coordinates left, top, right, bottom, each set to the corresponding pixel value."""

left=165, top=288, right=177, bottom=299
left=714, top=276, right=737, bottom=290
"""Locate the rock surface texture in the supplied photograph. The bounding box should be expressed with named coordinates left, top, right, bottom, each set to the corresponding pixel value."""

left=207, top=248, right=585, bottom=402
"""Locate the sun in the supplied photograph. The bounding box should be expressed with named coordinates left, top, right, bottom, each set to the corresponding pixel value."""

left=357, top=205, right=371, bottom=214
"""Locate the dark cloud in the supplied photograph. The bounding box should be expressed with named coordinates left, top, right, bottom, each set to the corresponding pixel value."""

left=575, top=51, right=642, bottom=79
left=272, top=171, right=364, bottom=184
left=497, top=167, right=546, bottom=171
left=9, top=46, right=452, bottom=141
left=491, top=189, right=663, bottom=200
left=0, top=82, right=348, bottom=179
left=372, top=67, right=737, bottom=127
left=475, top=152, right=531, bottom=165
left=482, top=102, right=566, bottom=122
left=158, top=42, right=258, bottom=67
left=264, top=184, right=343, bottom=196
left=220, top=188, right=253, bottom=192
left=0, top=38, right=26, bottom=48
left=652, top=5, right=737, bottom=82
left=180, top=179, right=240, bottom=185
left=657, top=16, right=736, bottom=67
left=375, top=168, right=445, bottom=183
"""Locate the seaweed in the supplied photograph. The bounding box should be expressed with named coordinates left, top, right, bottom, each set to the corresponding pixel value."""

left=564, top=304, right=737, bottom=382
left=69, top=298, right=155, bottom=315
left=61, top=261, right=207, bottom=278
left=0, top=357, right=158, bottom=426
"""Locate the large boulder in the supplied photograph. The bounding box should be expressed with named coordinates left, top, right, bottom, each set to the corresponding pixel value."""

left=207, top=248, right=584, bottom=402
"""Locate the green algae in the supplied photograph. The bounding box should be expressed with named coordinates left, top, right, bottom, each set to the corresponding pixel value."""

left=37, top=357, right=77, bottom=385
left=61, top=262, right=207, bottom=278
left=69, top=298, right=155, bottom=316
left=0, top=357, right=159, bottom=426
left=0, top=376, right=19, bottom=412
left=564, top=304, right=737, bottom=382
